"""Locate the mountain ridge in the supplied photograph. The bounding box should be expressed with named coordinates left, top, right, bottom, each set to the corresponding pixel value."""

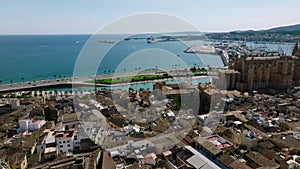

left=227, top=23, right=300, bottom=34
left=263, top=24, right=300, bottom=32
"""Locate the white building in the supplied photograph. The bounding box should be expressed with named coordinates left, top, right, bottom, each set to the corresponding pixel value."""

left=11, top=99, right=20, bottom=109
left=56, top=129, right=80, bottom=154
left=107, top=139, right=154, bottom=157
left=18, top=119, right=46, bottom=132
left=56, top=133, right=73, bottom=153
left=198, top=114, right=209, bottom=125
left=283, top=155, right=300, bottom=169
left=293, top=127, right=300, bottom=140
left=36, top=127, right=81, bottom=156
left=36, top=129, right=56, bottom=154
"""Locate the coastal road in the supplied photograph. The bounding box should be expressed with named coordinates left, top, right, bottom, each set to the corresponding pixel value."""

left=0, top=69, right=162, bottom=92
left=0, top=72, right=144, bottom=92
left=0, top=68, right=216, bottom=92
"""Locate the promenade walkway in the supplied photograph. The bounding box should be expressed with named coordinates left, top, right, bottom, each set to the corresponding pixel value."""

left=0, top=68, right=219, bottom=92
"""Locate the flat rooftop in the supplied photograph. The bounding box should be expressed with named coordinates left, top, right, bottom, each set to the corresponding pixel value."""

left=185, top=146, right=221, bottom=169
left=205, top=135, right=233, bottom=150
left=45, top=147, right=56, bottom=154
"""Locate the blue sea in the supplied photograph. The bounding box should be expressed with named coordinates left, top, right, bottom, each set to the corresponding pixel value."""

left=0, top=35, right=89, bottom=84
left=0, top=34, right=224, bottom=84
left=0, top=34, right=292, bottom=85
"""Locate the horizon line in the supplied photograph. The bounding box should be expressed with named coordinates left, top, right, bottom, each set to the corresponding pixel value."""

left=0, top=22, right=300, bottom=36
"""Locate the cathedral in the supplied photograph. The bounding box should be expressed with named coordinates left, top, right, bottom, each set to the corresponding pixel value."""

left=219, top=43, right=300, bottom=93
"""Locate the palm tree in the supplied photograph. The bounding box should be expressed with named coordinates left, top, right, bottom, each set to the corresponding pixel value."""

left=0, top=80, right=2, bottom=84
left=21, top=77, right=24, bottom=83
left=94, top=76, right=97, bottom=92
left=54, top=90, right=58, bottom=97
left=53, top=74, right=57, bottom=79
left=155, top=66, right=158, bottom=74
left=10, top=80, right=13, bottom=84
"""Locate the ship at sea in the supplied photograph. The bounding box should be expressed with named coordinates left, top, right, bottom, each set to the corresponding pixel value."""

left=157, top=36, right=179, bottom=42
left=147, top=37, right=156, bottom=44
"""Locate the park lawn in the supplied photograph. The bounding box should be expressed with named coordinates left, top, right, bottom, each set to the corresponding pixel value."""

left=191, top=69, right=218, bottom=76
left=87, top=74, right=172, bottom=84
left=191, top=69, right=208, bottom=76
left=191, top=69, right=207, bottom=73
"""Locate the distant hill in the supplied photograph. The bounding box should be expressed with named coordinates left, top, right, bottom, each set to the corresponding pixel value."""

left=206, top=23, right=300, bottom=43
left=264, top=24, right=300, bottom=32
left=225, top=24, right=300, bottom=34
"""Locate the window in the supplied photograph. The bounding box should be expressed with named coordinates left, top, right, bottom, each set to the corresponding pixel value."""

left=287, top=62, right=293, bottom=75
left=67, top=140, right=69, bottom=143
left=67, top=144, right=70, bottom=147
left=63, top=141, right=66, bottom=143
left=60, top=145, right=63, bottom=148
left=277, top=62, right=284, bottom=74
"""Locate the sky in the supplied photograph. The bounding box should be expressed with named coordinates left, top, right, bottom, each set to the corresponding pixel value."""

left=1, top=0, right=300, bottom=34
